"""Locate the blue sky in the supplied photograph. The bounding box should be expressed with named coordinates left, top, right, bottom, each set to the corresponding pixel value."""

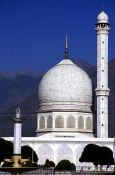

left=0, top=0, right=115, bottom=72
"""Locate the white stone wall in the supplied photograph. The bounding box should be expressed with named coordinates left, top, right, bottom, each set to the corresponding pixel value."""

left=5, top=137, right=115, bottom=167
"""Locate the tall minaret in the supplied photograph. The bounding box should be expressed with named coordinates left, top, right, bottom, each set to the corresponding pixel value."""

left=95, top=11, right=110, bottom=138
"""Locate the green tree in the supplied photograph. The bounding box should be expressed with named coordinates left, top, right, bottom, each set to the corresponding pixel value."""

left=44, top=159, right=55, bottom=168
left=98, top=146, right=114, bottom=166
left=0, top=138, right=13, bottom=162
left=79, top=144, right=100, bottom=165
left=55, top=159, right=76, bottom=171
left=21, top=160, right=38, bottom=167
left=79, top=144, right=114, bottom=166
left=0, top=138, right=38, bottom=165
left=21, top=145, right=38, bottom=162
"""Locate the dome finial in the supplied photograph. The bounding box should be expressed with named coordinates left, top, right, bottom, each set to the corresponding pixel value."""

left=16, top=106, right=20, bottom=115
left=65, top=33, right=69, bottom=59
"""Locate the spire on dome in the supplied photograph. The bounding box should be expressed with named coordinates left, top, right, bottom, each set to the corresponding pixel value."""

left=65, top=33, right=69, bottom=59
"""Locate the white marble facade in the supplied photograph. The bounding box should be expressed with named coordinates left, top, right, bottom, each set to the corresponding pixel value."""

left=5, top=137, right=115, bottom=167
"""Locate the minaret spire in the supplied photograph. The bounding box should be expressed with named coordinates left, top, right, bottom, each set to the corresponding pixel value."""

left=11, top=107, right=23, bottom=167
left=101, top=3, right=104, bottom=11
left=65, top=33, right=69, bottom=59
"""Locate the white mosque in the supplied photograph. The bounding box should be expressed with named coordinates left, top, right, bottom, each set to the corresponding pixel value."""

left=6, top=10, right=115, bottom=168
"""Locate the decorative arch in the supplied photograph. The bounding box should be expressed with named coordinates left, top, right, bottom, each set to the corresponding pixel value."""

left=56, top=144, right=73, bottom=163
left=55, top=116, right=64, bottom=128
left=37, top=144, right=54, bottom=164
left=75, top=144, right=88, bottom=166
left=67, top=116, right=75, bottom=128
left=86, top=116, right=92, bottom=129
left=47, top=115, right=52, bottom=128
left=78, top=116, right=84, bottom=129
left=39, top=116, right=45, bottom=129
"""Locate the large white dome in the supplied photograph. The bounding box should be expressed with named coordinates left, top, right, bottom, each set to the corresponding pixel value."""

left=38, top=59, right=92, bottom=112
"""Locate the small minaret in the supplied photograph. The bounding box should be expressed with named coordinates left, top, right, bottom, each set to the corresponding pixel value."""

left=95, top=11, right=110, bottom=138
left=12, top=107, right=23, bottom=167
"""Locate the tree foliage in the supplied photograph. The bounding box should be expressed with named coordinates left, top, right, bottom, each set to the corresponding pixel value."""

left=21, top=160, right=38, bottom=167
left=55, top=159, right=76, bottom=171
left=79, top=144, right=114, bottom=166
left=0, top=138, right=13, bottom=162
left=44, top=159, right=55, bottom=168
left=21, top=145, right=38, bottom=162
left=0, top=138, right=38, bottom=164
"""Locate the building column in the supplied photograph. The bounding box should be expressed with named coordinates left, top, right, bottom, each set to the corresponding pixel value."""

left=53, top=116, right=55, bottom=129
left=75, top=116, right=78, bottom=129
left=37, top=116, right=40, bottom=130
left=45, top=117, right=47, bottom=129
left=84, top=116, right=86, bottom=129
left=64, top=115, right=67, bottom=129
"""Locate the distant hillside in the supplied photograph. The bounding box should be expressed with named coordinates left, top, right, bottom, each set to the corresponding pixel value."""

left=73, top=59, right=94, bottom=74
left=0, top=92, right=38, bottom=137
left=1, top=59, right=115, bottom=137
left=0, top=71, right=43, bottom=112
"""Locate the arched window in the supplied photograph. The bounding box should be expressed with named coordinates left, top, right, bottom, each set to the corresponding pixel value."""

left=67, top=116, right=75, bottom=128
left=86, top=117, right=92, bottom=129
left=47, top=115, right=52, bottom=128
left=78, top=116, right=84, bottom=129
left=37, top=144, right=53, bottom=164
left=57, top=144, right=73, bottom=163
left=39, top=116, right=45, bottom=129
left=75, top=144, right=86, bottom=166
left=55, top=116, right=64, bottom=128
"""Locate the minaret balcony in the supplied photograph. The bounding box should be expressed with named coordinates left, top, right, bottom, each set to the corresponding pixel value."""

left=95, top=88, right=110, bottom=96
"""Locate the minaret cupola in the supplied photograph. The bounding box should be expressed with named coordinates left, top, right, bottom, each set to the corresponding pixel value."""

left=97, top=11, right=109, bottom=23
left=96, top=11, right=110, bottom=32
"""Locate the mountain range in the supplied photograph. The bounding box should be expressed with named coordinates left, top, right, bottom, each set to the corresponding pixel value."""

left=0, top=59, right=115, bottom=137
